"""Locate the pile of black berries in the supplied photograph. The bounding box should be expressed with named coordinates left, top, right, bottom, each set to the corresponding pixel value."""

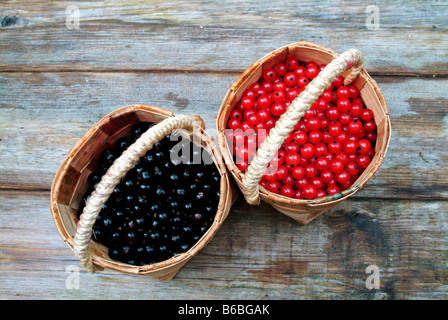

left=78, top=122, right=221, bottom=266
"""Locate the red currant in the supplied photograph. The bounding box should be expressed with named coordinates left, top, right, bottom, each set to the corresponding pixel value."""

left=285, top=58, right=299, bottom=70
left=270, top=103, right=286, bottom=116
left=300, top=143, right=315, bottom=158
left=302, top=185, right=317, bottom=199
left=263, top=69, right=277, bottom=82
left=284, top=72, right=298, bottom=87
left=280, top=185, right=295, bottom=198
left=274, top=63, right=288, bottom=76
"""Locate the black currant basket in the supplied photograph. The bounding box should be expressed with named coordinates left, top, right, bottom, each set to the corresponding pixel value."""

left=50, top=104, right=236, bottom=280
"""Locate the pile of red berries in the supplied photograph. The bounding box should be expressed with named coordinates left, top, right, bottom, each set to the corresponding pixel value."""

left=226, top=58, right=377, bottom=200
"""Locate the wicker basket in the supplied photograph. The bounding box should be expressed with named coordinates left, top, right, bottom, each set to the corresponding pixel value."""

left=51, top=104, right=236, bottom=280
left=216, top=41, right=391, bottom=225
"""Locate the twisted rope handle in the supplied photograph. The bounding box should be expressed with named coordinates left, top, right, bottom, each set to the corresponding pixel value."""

left=241, top=48, right=364, bottom=205
left=73, top=114, right=205, bottom=273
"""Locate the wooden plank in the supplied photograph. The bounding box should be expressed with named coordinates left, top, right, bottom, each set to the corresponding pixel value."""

left=0, top=72, right=447, bottom=200
left=0, top=189, right=447, bottom=299
left=0, top=1, right=447, bottom=74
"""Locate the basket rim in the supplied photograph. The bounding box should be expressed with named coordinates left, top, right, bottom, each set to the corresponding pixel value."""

left=50, top=104, right=234, bottom=276
left=216, top=41, right=392, bottom=207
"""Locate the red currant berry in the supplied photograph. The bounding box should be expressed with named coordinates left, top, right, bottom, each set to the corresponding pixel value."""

left=345, top=162, right=359, bottom=176
left=274, top=165, right=288, bottom=181
left=364, top=120, right=377, bottom=132
left=360, top=109, right=374, bottom=122
left=306, top=117, right=321, bottom=131
left=316, top=156, right=330, bottom=171
left=336, top=131, right=349, bottom=143
left=321, top=170, right=334, bottom=184
left=328, top=121, right=342, bottom=136
left=337, top=98, right=351, bottom=113
left=347, top=119, right=363, bottom=134
left=330, top=159, right=345, bottom=173
left=274, top=63, right=288, bottom=76
left=327, top=185, right=341, bottom=196
left=246, top=115, right=260, bottom=129
left=280, top=185, right=295, bottom=198
left=350, top=103, right=363, bottom=116
left=339, top=112, right=352, bottom=125
left=297, top=76, right=309, bottom=87
left=293, top=131, right=308, bottom=145
left=314, top=98, right=328, bottom=112
left=305, top=65, right=319, bottom=79
left=337, top=86, right=351, bottom=99
left=304, top=164, right=317, bottom=178
left=241, top=121, right=252, bottom=132
left=258, top=109, right=271, bottom=122
left=322, top=89, right=333, bottom=102
left=326, top=106, right=340, bottom=121
left=241, top=96, right=255, bottom=110
left=265, top=117, right=276, bottom=129
left=333, top=76, right=344, bottom=88
left=228, top=118, right=241, bottom=130
left=357, top=138, right=372, bottom=154
left=335, top=170, right=351, bottom=185
left=344, top=140, right=358, bottom=154
left=328, top=140, right=343, bottom=154
left=335, top=152, right=349, bottom=165
left=356, top=154, right=371, bottom=169
left=284, top=142, right=300, bottom=154
left=295, top=177, right=309, bottom=190
left=266, top=180, right=281, bottom=194
left=292, top=166, right=305, bottom=180
left=284, top=72, right=298, bottom=87
left=286, top=58, right=299, bottom=70
left=257, top=94, right=272, bottom=109
left=286, top=88, right=301, bottom=101
left=272, top=90, right=286, bottom=103
left=261, top=81, right=274, bottom=93
left=273, top=81, right=286, bottom=92
left=294, top=189, right=303, bottom=199
left=263, top=69, right=277, bottom=82
left=366, top=131, right=377, bottom=143
left=302, top=185, right=317, bottom=199
left=308, top=130, right=322, bottom=144
left=300, top=143, right=315, bottom=158
left=294, top=66, right=305, bottom=77
left=285, top=152, right=301, bottom=166
left=270, top=103, right=286, bottom=116
left=310, top=177, right=324, bottom=190
left=316, top=189, right=327, bottom=198
left=348, top=85, right=360, bottom=98
left=314, top=142, right=328, bottom=157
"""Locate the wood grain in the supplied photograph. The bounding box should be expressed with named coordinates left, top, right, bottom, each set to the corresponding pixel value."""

left=0, top=72, right=446, bottom=200
left=0, top=1, right=447, bottom=74
left=1, top=190, right=447, bottom=299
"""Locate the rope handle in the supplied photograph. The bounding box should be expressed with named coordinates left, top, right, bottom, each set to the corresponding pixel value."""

left=73, top=114, right=205, bottom=273
left=241, top=48, right=364, bottom=205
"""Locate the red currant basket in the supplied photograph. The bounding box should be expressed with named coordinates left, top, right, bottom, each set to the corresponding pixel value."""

left=51, top=104, right=236, bottom=280
left=216, top=41, right=391, bottom=225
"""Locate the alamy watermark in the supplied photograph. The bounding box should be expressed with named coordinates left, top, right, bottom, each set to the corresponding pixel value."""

left=65, top=265, right=80, bottom=290
left=365, top=264, right=380, bottom=289
left=65, top=5, right=80, bottom=29
left=365, top=5, right=380, bottom=30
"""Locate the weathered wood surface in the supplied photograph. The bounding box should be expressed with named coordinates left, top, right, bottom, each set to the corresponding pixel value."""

left=1, top=190, right=447, bottom=300
left=0, top=1, right=447, bottom=74
left=0, top=0, right=447, bottom=300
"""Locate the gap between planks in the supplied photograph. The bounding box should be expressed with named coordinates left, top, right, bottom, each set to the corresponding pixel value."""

left=0, top=69, right=447, bottom=78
